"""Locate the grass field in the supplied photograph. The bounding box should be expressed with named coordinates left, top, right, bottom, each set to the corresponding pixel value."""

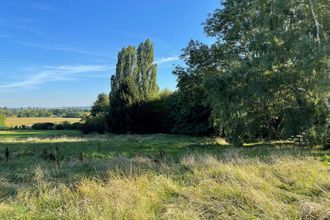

left=4, top=117, right=81, bottom=127
left=0, top=130, right=329, bottom=219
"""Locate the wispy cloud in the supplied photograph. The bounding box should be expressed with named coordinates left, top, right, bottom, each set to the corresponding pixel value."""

left=154, top=56, right=180, bottom=65
left=6, top=2, right=56, bottom=13
left=120, top=32, right=172, bottom=50
left=0, top=33, right=10, bottom=38
left=0, top=65, right=111, bottom=91
left=16, top=41, right=115, bottom=59
left=0, top=22, right=43, bottom=35
left=29, top=3, right=56, bottom=13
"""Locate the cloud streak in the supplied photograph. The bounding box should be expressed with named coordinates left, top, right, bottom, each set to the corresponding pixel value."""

left=0, top=33, right=10, bottom=38
left=16, top=40, right=178, bottom=63
left=6, top=2, right=56, bottom=13
left=119, top=32, right=172, bottom=50
left=16, top=41, right=115, bottom=59
left=0, top=23, right=43, bottom=35
left=154, top=56, right=180, bottom=65
left=0, top=65, right=111, bottom=91
left=29, top=3, right=56, bottom=13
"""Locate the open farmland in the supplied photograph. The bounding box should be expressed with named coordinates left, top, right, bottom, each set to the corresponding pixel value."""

left=4, top=117, right=81, bottom=128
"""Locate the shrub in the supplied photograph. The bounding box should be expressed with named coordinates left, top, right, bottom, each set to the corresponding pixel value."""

left=81, top=114, right=107, bottom=134
left=31, top=121, right=82, bottom=131
left=32, top=122, right=55, bottom=130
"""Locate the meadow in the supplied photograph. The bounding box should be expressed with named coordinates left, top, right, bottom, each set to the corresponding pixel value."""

left=0, top=130, right=329, bottom=219
left=4, top=117, right=81, bottom=128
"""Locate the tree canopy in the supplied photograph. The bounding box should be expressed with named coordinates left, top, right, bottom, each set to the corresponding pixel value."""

left=108, top=39, right=159, bottom=133
left=85, top=0, right=329, bottom=147
left=209, top=0, right=328, bottom=143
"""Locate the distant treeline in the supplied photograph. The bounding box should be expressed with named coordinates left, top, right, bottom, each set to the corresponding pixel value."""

left=83, top=1, right=329, bottom=148
left=7, top=121, right=83, bottom=131
left=31, top=122, right=82, bottom=130
left=0, top=107, right=89, bottom=118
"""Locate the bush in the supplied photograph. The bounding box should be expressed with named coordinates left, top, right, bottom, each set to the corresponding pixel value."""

left=81, top=114, right=107, bottom=134
left=32, top=123, right=55, bottom=130
left=71, top=122, right=83, bottom=130
left=32, top=122, right=82, bottom=130
left=323, top=127, right=330, bottom=150
left=55, top=121, right=72, bottom=130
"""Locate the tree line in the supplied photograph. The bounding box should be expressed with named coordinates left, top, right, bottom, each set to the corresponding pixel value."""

left=82, top=0, right=329, bottom=147
left=0, top=107, right=88, bottom=118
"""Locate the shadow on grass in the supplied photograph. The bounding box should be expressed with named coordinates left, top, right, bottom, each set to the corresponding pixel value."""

left=0, top=129, right=82, bottom=140
left=0, top=133, right=328, bottom=189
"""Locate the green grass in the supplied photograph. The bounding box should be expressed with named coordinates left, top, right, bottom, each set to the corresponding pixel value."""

left=0, top=130, right=329, bottom=219
left=0, top=130, right=81, bottom=140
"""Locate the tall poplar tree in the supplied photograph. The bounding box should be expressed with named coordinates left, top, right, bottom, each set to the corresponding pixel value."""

left=137, top=39, right=159, bottom=100
left=109, top=46, right=140, bottom=133
left=110, top=46, right=139, bottom=98
left=108, top=40, right=160, bottom=133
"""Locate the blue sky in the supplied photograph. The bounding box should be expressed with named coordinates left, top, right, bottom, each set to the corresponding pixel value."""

left=0, top=0, right=219, bottom=107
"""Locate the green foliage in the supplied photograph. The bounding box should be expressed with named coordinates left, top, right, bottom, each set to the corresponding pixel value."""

left=184, top=0, right=330, bottom=144
left=109, top=77, right=141, bottom=133
left=323, top=128, right=330, bottom=149
left=0, top=114, right=6, bottom=128
left=172, top=41, right=214, bottom=135
left=82, top=93, right=110, bottom=134
left=90, top=93, right=110, bottom=117
left=31, top=121, right=82, bottom=130
left=0, top=107, right=88, bottom=118
left=87, top=0, right=329, bottom=141
left=32, top=122, right=56, bottom=130
left=82, top=113, right=107, bottom=134
left=137, top=39, right=159, bottom=100
left=129, top=90, right=177, bottom=134
left=108, top=39, right=160, bottom=133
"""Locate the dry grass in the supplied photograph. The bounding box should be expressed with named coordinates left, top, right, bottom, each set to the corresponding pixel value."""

left=0, top=132, right=329, bottom=219
left=5, top=117, right=81, bottom=127
left=0, top=154, right=329, bottom=219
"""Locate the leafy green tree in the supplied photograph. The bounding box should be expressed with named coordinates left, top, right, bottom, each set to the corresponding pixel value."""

left=128, top=89, right=177, bottom=134
left=109, top=46, right=140, bottom=133
left=108, top=40, right=160, bottom=133
left=111, top=46, right=139, bottom=97
left=171, top=40, right=216, bottom=135
left=202, top=0, right=329, bottom=145
left=91, top=93, right=110, bottom=117
left=81, top=113, right=107, bottom=134
left=137, top=39, right=159, bottom=100
left=82, top=93, right=110, bottom=134
left=109, top=77, right=141, bottom=133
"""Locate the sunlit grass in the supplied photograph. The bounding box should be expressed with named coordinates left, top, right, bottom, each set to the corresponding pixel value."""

left=0, top=130, right=329, bottom=219
left=0, top=130, right=82, bottom=140
left=4, top=117, right=81, bottom=128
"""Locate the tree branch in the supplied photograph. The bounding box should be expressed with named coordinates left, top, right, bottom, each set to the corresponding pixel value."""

left=309, top=0, right=321, bottom=44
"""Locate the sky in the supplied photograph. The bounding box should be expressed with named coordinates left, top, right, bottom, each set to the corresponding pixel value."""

left=0, top=0, right=220, bottom=107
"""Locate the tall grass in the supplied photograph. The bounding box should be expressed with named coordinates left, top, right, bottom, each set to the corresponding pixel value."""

left=0, top=154, right=329, bottom=219
left=0, top=132, right=329, bottom=219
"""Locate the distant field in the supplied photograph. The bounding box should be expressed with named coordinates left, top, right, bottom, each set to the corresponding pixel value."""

left=5, top=117, right=81, bottom=127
